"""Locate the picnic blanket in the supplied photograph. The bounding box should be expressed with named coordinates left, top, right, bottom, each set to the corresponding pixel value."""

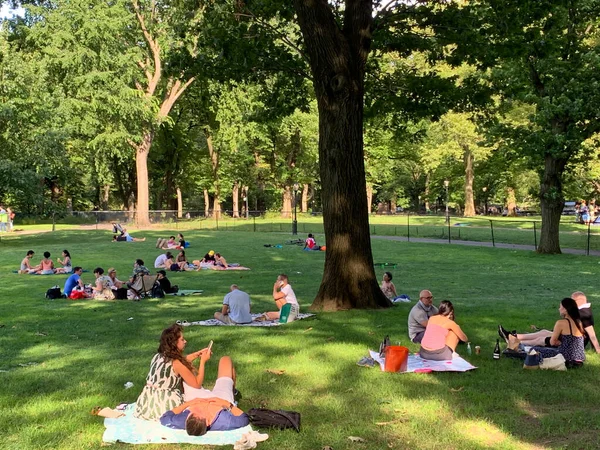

left=368, top=350, right=477, bottom=373
left=177, top=313, right=315, bottom=327
left=197, top=263, right=250, bottom=271
left=102, top=403, right=252, bottom=445
left=166, top=289, right=204, bottom=296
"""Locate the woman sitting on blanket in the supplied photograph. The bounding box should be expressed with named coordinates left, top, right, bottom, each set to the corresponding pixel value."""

left=34, top=251, right=55, bottom=275
left=55, top=249, right=72, bottom=274
left=91, top=267, right=115, bottom=300
left=500, top=297, right=586, bottom=364
left=176, top=250, right=193, bottom=271
left=419, top=300, right=468, bottom=361
left=134, top=324, right=212, bottom=421
left=214, top=253, right=228, bottom=269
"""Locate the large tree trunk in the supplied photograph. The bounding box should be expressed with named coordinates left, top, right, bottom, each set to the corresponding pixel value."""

left=204, top=129, right=220, bottom=219
left=366, top=185, right=374, bottom=215
left=463, top=147, right=475, bottom=217
left=135, top=130, right=152, bottom=226
left=538, top=155, right=566, bottom=254
left=294, top=0, right=391, bottom=310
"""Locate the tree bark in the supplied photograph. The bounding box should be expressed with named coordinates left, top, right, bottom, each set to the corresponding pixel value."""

left=463, top=147, right=475, bottom=217
left=537, top=155, right=566, bottom=254
left=232, top=182, right=240, bottom=218
left=205, top=129, right=220, bottom=219
left=506, top=187, right=517, bottom=217
left=294, top=0, right=391, bottom=310
left=135, top=130, right=152, bottom=226
left=366, top=185, right=374, bottom=215
left=176, top=187, right=182, bottom=218
left=302, top=183, right=309, bottom=213
left=204, top=189, right=210, bottom=217
left=282, top=186, right=292, bottom=219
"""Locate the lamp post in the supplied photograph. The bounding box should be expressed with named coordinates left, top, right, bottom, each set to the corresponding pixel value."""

left=482, top=186, right=488, bottom=215
left=292, top=182, right=299, bottom=235
left=444, top=179, right=450, bottom=224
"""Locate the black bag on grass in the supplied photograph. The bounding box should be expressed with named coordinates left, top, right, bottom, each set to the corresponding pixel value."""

left=45, top=286, right=62, bottom=299
left=247, top=408, right=301, bottom=432
left=151, top=283, right=165, bottom=298
left=113, top=287, right=129, bottom=300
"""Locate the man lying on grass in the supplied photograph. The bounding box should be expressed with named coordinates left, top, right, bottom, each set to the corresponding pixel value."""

left=161, top=356, right=248, bottom=435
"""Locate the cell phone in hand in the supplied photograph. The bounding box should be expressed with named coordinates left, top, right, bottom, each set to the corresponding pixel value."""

left=207, top=340, right=213, bottom=351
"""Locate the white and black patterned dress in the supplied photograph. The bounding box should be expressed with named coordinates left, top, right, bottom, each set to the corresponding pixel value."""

left=133, top=354, right=183, bottom=421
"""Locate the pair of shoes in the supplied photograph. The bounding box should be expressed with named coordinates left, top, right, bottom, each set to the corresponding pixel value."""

left=498, top=325, right=514, bottom=343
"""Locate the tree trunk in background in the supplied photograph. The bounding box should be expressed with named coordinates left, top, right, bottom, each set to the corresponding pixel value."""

left=203, top=189, right=210, bottom=217
left=302, top=183, right=309, bottom=212
left=506, top=187, right=517, bottom=216
left=537, top=155, right=566, bottom=254
left=424, top=173, right=430, bottom=212
left=366, top=185, right=373, bottom=215
left=232, top=182, right=240, bottom=218
left=282, top=186, right=292, bottom=218
left=102, top=184, right=110, bottom=210
left=463, top=147, right=475, bottom=217
left=213, top=196, right=221, bottom=219
left=176, top=188, right=182, bottom=218
left=134, top=131, right=152, bottom=226
left=294, top=0, right=392, bottom=310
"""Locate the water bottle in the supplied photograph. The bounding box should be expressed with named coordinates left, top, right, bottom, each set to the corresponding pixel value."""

left=467, top=342, right=472, bottom=356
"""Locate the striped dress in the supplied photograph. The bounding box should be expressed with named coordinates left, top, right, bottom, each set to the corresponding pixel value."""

left=133, top=354, right=183, bottom=421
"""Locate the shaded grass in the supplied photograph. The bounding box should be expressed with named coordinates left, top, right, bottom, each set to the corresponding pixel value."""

left=0, top=230, right=600, bottom=449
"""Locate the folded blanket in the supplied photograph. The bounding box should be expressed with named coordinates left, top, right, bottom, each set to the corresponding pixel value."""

left=177, top=313, right=315, bottom=327
left=102, top=403, right=252, bottom=445
left=368, top=350, right=477, bottom=373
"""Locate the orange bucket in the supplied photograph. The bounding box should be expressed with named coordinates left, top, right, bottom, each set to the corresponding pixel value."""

left=384, top=346, right=409, bottom=372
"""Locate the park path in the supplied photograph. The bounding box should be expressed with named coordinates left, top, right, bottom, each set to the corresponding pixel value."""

left=3, top=223, right=600, bottom=256
left=371, top=235, right=600, bottom=257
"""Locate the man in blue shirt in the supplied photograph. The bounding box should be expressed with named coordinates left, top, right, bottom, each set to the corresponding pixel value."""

left=64, top=267, right=84, bottom=297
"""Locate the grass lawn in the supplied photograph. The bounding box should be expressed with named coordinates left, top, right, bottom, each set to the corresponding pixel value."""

left=1, top=229, right=599, bottom=449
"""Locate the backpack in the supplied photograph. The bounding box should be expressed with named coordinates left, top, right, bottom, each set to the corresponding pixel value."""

left=247, top=408, right=301, bottom=432
left=379, top=335, right=391, bottom=358
left=151, top=282, right=165, bottom=298
left=113, top=287, right=129, bottom=300
left=45, top=286, right=62, bottom=299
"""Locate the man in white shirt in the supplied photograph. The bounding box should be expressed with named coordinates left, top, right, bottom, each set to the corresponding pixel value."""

left=154, top=252, right=171, bottom=268
left=214, top=285, right=252, bottom=324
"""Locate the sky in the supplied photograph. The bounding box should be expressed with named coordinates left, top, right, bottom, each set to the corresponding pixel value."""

left=0, top=4, right=25, bottom=19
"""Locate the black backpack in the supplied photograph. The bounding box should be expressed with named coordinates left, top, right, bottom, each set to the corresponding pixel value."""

left=45, top=286, right=62, bottom=299
left=151, top=282, right=165, bottom=298
left=247, top=408, right=301, bottom=432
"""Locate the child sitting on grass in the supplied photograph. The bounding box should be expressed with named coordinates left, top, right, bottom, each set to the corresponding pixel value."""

left=380, top=272, right=398, bottom=300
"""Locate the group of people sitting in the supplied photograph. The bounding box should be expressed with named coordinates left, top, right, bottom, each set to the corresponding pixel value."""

left=156, top=234, right=187, bottom=250
left=212, top=274, right=299, bottom=325
left=62, top=259, right=178, bottom=300
left=153, top=249, right=232, bottom=272
left=407, top=289, right=597, bottom=365
left=19, top=250, right=72, bottom=274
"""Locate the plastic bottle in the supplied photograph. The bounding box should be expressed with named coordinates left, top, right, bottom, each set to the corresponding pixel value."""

left=467, top=342, right=472, bottom=356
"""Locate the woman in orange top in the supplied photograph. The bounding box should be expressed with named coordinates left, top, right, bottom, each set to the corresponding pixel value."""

left=419, top=300, right=468, bottom=361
